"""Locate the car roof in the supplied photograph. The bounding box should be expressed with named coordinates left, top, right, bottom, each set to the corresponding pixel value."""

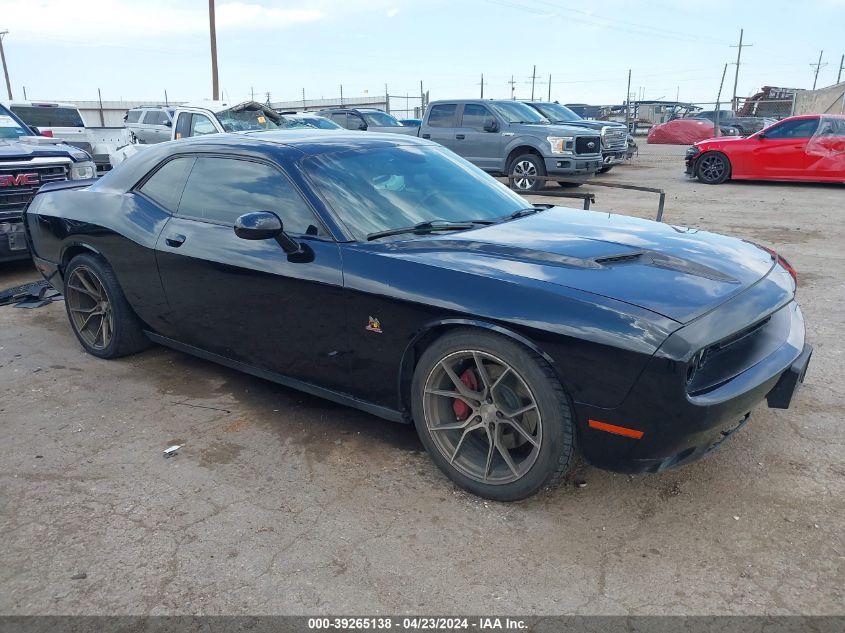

left=2, top=100, right=78, bottom=108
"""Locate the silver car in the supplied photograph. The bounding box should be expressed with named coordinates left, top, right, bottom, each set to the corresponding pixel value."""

left=124, top=106, right=174, bottom=144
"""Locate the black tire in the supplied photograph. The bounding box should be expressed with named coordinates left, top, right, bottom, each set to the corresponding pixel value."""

left=598, top=164, right=614, bottom=174
left=695, top=151, right=731, bottom=185
left=411, top=329, right=574, bottom=501
left=508, top=153, right=546, bottom=192
left=557, top=181, right=584, bottom=188
left=63, top=253, right=151, bottom=359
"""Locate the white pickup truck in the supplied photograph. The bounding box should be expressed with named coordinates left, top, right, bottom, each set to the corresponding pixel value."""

left=3, top=100, right=131, bottom=176
left=111, top=101, right=303, bottom=166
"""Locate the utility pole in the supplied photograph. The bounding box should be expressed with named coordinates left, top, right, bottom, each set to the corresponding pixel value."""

left=838, top=54, right=844, bottom=84
left=264, top=92, right=271, bottom=107
left=22, top=85, right=26, bottom=99
left=302, top=87, right=306, bottom=110
left=530, top=65, right=537, bottom=100
left=811, top=50, right=826, bottom=90
left=508, top=75, right=516, bottom=100
left=164, top=89, right=169, bottom=106
left=0, top=31, right=12, bottom=99
left=385, top=83, right=389, bottom=113
left=97, top=88, right=105, bottom=126
left=548, top=74, right=552, bottom=101
left=339, top=84, right=344, bottom=106
left=479, top=73, right=484, bottom=99
left=420, top=80, right=425, bottom=113
left=730, top=29, right=752, bottom=112
left=208, top=0, right=219, bottom=100
left=625, top=68, right=632, bottom=132
left=250, top=87, right=254, bottom=101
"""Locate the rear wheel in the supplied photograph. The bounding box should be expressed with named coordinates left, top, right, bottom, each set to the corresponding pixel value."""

left=508, top=154, right=546, bottom=192
left=64, top=253, right=151, bottom=359
left=412, top=329, right=574, bottom=501
left=696, top=151, right=731, bottom=184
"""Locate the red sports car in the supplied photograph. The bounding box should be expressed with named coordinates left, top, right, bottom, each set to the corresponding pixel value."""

left=686, top=114, right=845, bottom=184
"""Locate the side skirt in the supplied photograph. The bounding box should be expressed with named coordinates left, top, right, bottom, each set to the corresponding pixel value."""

left=144, top=331, right=406, bottom=424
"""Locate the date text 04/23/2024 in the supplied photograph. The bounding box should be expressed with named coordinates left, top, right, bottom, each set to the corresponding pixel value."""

left=307, top=617, right=527, bottom=630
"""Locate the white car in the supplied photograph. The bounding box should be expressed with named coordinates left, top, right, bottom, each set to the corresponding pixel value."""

left=124, top=106, right=175, bottom=144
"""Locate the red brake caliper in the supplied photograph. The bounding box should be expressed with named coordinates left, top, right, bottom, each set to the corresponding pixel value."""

left=452, top=368, right=479, bottom=421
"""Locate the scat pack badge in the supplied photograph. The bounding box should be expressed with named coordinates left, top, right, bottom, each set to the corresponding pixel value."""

left=365, top=316, right=382, bottom=334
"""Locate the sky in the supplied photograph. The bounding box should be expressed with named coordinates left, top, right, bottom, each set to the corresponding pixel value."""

left=1, top=0, right=844, bottom=108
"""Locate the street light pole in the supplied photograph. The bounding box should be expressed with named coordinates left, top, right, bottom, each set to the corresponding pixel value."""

left=0, top=31, right=13, bottom=100
left=208, top=0, right=219, bottom=100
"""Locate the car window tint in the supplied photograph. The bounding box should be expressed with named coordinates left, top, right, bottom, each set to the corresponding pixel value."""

left=765, top=118, right=819, bottom=139
left=175, top=113, right=191, bottom=139
left=347, top=114, right=366, bottom=130
left=126, top=110, right=142, bottom=123
left=427, top=104, right=457, bottom=128
left=138, top=157, right=195, bottom=213
left=330, top=112, right=347, bottom=127
left=190, top=114, right=217, bottom=136
left=461, top=104, right=494, bottom=130
left=146, top=111, right=167, bottom=125
left=177, top=157, right=325, bottom=235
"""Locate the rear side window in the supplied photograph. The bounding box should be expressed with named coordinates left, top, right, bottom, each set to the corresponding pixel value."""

left=427, top=104, right=457, bottom=128
left=190, top=114, right=216, bottom=136
left=10, top=105, right=85, bottom=127
left=138, top=157, right=195, bottom=213
left=144, top=110, right=168, bottom=125
left=126, top=110, right=142, bottom=123
left=330, top=112, right=347, bottom=128
left=177, top=157, right=325, bottom=236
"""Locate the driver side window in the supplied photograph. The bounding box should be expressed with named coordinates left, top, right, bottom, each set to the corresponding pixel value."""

left=764, top=118, right=819, bottom=139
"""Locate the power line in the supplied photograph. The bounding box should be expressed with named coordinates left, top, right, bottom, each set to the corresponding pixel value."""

left=730, top=28, right=752, bottom=111
left=811, top=50, right=826, bottom=90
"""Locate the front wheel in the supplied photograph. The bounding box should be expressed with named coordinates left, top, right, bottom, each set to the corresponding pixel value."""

left=412, top=329, right=574, bottom=501
left=508, top=154, right=546, bottom=191
left=598, top=164, right=614, bottom=174
left=695, top=151, right=731, bottom=184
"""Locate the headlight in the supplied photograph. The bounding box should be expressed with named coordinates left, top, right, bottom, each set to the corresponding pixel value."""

left=70, top=149, right=91, bottom=161
left=70, top=161, right=96, bottom=180
left=547, top=136, right=574, bottom=154
left=685, top=146, right=700, bottom=159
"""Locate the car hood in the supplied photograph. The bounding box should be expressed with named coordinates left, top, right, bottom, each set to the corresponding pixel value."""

left=548, top=119, right=625, bottom=131
left=0, top=137, right=79, bottom=159
left=510, top=122, right=599, bottom=137
left=379, top=208, right=776, bottom=324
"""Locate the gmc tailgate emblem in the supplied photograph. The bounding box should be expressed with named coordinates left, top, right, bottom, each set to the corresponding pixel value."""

left=0, top=173, right=40, bottom=187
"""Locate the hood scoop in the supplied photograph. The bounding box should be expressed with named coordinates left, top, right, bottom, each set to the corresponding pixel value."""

left=594, top=249, right=740, bottom=283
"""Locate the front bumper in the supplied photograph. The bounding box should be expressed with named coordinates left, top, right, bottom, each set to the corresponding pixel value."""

left=576, top=299, right=810, bottom=474
left=685, top=148, right=700, bottom=176
left=0, top=220, right=29, bottom=262
left=543, top=156, right=603, bottom=176
left=602, top=150, right=627, bottom=165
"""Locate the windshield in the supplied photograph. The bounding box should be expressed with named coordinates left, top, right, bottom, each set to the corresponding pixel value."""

left=0, top=106, right=33, bottom=138
left=361, top=111, right=403, bottom=127
left=11, top=105, right=85, bottom=128
left=532, top=102, right=582, bottom=122
left=303, top=144, right=529, bottom=240
left=489, top=101, right=549, bottom=124
left=294, top=116, right=342, bottom=130
left=217, top=105, right=285, bottom=132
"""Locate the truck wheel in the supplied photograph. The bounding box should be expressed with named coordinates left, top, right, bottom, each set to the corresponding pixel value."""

left=508, top=154, right=546, bottom=191
left=557, top=181, right=583, bottom=188
left=598, top=165, right=614, bottom=174
left=695, top=151, right=731, bottom=185
left=64, top=253, right=152, bottom=359
left=412, top=329, right=574, bottom=501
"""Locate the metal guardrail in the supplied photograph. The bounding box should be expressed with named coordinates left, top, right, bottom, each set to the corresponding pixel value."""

left=501, top=176, right=667, bottom=222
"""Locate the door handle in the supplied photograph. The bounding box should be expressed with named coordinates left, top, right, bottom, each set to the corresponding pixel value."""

left=422, top=133, right=431, bottom=139
left=165, top=234, right=186, bottom=248
left=455, top=134, right=465, bottom=140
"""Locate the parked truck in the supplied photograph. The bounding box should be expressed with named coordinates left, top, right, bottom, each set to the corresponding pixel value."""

left=0, top=104, right=96, bottom=262
left=4, top=101, right=131, bottom=176
left=398, top=99, right=604, bottom=190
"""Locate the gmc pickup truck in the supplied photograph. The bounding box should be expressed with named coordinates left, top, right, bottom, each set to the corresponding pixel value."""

left=0, top=104, right=95, bottom=262
left=399, top=100, right=604, bottom=190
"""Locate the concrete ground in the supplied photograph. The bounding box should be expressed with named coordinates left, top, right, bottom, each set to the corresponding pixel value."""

left=1, top=144, right=842, bottom=615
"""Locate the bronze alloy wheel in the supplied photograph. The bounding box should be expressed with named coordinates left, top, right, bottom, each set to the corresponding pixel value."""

left=422, top=349, right=543, bottom=485
left=65, top=265, right=115, bottom=351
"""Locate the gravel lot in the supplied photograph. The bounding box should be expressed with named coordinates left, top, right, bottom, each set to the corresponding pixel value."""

left=1, top=143, right=842, bottom=616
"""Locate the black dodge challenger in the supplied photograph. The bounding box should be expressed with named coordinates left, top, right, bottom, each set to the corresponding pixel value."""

left=23, top=131, right=811, bottom=501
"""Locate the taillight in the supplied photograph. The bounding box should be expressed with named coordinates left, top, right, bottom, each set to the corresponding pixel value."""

left=760, top=245, right=798, bottom=285
left=40, top=130, right=53, bottom=137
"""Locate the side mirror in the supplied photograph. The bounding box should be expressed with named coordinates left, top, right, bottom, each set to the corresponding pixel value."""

left=165, top=120, right=173, bottom=127
left=756, top=132, right=766, bottom=140
left=234, top=211, right=300, bottom=254
left=484, top=119, right=499, bottom=133
left=357, top=121, right=368, bottom=131
left=30, top=126, right=40, bottom=135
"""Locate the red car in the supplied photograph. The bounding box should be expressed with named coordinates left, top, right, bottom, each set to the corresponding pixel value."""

left=686, top=114, right=845, bottom=184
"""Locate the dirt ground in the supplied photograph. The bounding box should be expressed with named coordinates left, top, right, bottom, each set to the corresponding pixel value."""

left=1, top=143, right=842, bottom=616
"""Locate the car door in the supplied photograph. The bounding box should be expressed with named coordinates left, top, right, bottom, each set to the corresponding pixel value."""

left=153, top=154, right=349, bottom=391
left=147, top=111, right=170, bottom=143
left=422, top=103, right=460, bottom=153
left=174, top=112, right=218, bottom=140
left=455, top=103, right=501, bottom=170
left=806, top=117, right=845, bottom=179
left=748, top=118, right=819, bottom=178
left=135, top=111, right=152, bottom=143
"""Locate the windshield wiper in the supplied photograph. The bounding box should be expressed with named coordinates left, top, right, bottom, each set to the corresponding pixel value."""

left=507, top=207, right=542, bottom=220
left=366, top=220, right=477, bottom=241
